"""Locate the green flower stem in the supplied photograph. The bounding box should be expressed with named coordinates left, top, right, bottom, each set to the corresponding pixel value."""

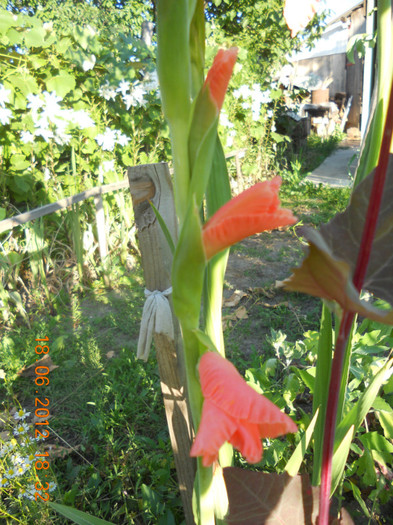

left=318, top=76, right=393, bottom=525
left=171, top=123, right=192, bottom=225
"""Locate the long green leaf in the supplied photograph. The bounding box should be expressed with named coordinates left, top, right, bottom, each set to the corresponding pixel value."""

left=330, top=356, right=393, bottom=493
left=331, top=425, right=355, bottom=496
left=311, top=302, right=332, bottom=486
left=335, top=356, right=393, bottom=445
left=49, top=503, right=115, bottom=525
left=285, top=408, right=319, bottom=477
left=149, top=200, right=175, bottom=255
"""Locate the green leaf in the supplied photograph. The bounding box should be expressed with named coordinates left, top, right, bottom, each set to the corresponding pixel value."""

left=203, top=136, right=231, bottom=354
left=156, top=0, right=192, bottom=125
left=172, top=201, right=206, bottom=329
left=285, top=408, right=319, bottom=477
left=29, top=55, right=47, bottom=70
left=46, top=72, right=76, bottom=98
left=188, top=85, right=220, bottom=209
left=270, top=88, right=282, bottom=100
left=347, top=480, right=371, bottom=518
left=24, top=27, right=45, bottom=48
left=332, top=356, right=393, bottom=490
left=49, top=503, right=115, bottom=525
left=10, top=154, right=30, bottom=171
left=0, top=208, right=6, bottom=221
left=293, top=367, right=315, bottom=392
left=376, top=410, right=393, bottom=439
left=311, top=302, right=333, bottom=484
left=331, top=425, right=355, bottom=496
left=7, top=72, right=38, bottom=97
left=0, top=10, right=17, bottom=34
left=149, top=200, right=175, bottom=255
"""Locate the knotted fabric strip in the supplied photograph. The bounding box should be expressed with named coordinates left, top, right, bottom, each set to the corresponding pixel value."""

left=137, top=287, right=174, bottom=361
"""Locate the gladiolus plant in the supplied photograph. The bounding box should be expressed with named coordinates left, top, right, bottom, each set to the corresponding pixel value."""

left=154, top=1, right=393, bottom=524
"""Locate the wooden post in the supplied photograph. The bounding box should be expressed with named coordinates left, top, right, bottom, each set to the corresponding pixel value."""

left=128, top=163, right=196, bottom=525
left=94, top=194, right=108, bottom=262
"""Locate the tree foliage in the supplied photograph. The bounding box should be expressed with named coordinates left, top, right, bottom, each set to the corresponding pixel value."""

left=205, top=0, right=326, bottom=79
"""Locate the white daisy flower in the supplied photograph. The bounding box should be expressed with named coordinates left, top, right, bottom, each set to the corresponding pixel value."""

left=13, top=408, right=31, bottom=421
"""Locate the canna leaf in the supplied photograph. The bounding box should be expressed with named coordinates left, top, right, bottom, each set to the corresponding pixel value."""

left=319, top=155, right=393, bottom=305
left=282, top=227, right=393, bottom=325
left=222, top=469, right=355, bottom=524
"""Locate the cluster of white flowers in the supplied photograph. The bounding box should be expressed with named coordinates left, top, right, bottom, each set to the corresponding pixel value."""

left=233, top=83, right=272, bottom=121
left=95, top=127, right=130, bottom=152
left=98, top=159, right=116, bottom=183
left=98, top=71, right=159, bottom=110
left=0, top=407, right=57, bottom=498
left=219, top=110, right=236, bottom=148
left=0, top=83, right=13, bottom=126
left=24, top=91, right=95, bottom=145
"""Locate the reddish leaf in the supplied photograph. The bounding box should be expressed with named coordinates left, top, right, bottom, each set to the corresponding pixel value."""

left=282, top=227, right=393, bottom=324
left=223, top=468, right=354, bottom=524
left=319, top=154, right=393, bottom=305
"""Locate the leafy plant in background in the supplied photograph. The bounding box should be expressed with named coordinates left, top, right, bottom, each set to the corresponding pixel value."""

left=0, top=4, right=165, bottom=208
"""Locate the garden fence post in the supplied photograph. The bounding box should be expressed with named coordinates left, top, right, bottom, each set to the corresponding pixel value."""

left=128, top=163, right=196, bottom=525
left=94, top=193, right=108, bottom=261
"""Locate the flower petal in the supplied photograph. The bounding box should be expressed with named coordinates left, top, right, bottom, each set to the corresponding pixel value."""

left=205, top=177, right=281, bottom=228
left=230, top=421, right=264, bottom=464
left=204, top=48, right=238, bottom=111
left=190, top=399, right=238, bottom=467
left=202, top=177, right=296, bottom=260
left=198, top=352, right=297, bottom=435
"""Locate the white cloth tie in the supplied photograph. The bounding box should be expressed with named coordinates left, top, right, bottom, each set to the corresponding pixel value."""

left=137, top=287, right=174, bottom=361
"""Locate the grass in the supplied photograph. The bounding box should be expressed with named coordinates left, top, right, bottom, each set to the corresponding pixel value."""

left=2, top=132, right=384, bottom=524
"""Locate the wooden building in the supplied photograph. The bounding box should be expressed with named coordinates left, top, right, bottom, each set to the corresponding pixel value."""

left=289, top=1, right=368, bottom=131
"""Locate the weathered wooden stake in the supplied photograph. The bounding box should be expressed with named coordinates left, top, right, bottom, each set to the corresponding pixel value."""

left=128, top=163, right=196, bottom=525
left=94, top=194, right=108, bottom=261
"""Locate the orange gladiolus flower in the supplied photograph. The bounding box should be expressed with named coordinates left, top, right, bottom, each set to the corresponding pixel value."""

left=283, top=0, right=320, bottom=37
left=202, top=176, right=296, bottom=260
left=190, top=352, right=297, bottom=467
left=204, top=47, right=238, bottom=111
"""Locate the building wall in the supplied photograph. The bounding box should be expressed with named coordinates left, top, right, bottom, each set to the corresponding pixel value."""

left=292, top=53, right=347, bottom=98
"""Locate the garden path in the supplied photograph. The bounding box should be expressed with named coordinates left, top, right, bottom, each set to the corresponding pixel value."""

left=305, top=139, right=361, bottom=188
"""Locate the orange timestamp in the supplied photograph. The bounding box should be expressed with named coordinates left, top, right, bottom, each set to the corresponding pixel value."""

left=33, top=336, right=51, bottom=502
